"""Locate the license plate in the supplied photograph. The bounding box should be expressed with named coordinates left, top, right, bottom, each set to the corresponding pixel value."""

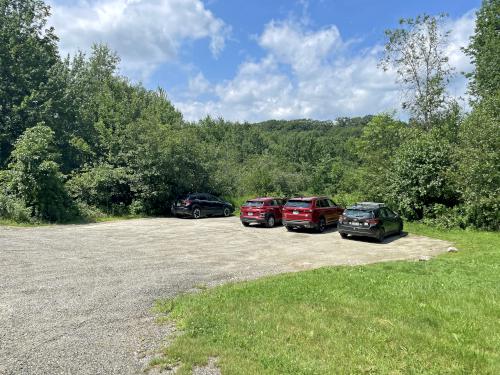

left=351, top=222, right=360, bottom=226
left=248, top=212, right=253, bottom=216
left=293, top=210, right=299, bottom=215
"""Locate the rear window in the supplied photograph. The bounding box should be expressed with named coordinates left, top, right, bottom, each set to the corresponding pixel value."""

left=344, top=209, right=373, bottom=219
left=285, top=200, right=312, bottom=208
left=244, top=201, right=265, bottom=207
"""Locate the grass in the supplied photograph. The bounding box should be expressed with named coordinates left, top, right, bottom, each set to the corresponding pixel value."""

left=0, top=214, right=144, bottom=227
left=153, top=223, right=500, bottom=374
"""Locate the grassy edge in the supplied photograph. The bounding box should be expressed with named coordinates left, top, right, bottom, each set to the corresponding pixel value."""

left=0, top=214, right=147, bottom=227
left=149, top=222, right=500, bottom=373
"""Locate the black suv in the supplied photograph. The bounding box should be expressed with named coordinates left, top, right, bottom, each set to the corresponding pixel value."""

left=171, top=193, right=234, bottom=219
left=337, top=202, right=403, bottom=242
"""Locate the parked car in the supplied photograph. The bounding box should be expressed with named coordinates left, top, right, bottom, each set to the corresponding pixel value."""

left=282, top=196, right=344, bottom=233
left=337, top=202, right=403, bottom=242
left=171, top=193, right=234, bottom=219
left=240, top=197, right=286, bottom=227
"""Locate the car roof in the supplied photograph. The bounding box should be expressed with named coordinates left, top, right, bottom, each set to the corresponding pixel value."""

left=347, top=203, right=385, bottom=211
left=248, top=197, right=282, bottom=201
left=288, top=196, right=327, bottom=201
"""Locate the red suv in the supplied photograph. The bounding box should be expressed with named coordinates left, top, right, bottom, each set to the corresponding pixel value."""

left=240, top=197, right=286, bottom=227
left=283, top=197, right=344, bottom=233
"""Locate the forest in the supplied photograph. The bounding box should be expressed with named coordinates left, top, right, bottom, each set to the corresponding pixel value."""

left=0, top=0, right=498, bottom=230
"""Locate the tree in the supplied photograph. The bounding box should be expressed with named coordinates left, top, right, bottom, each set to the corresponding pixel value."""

left=380, top=14, right=454, bottom=129
left=389, top=129, right=457, bottom=219
left=464, top=0, right=500, bottom=102
left=454, top=96, right=500, bottom=230
left=0, top=0, right=61, bottom=166
left=7, top=124, right=74, bottom=221
left=355, top=114, right=406, bottom=199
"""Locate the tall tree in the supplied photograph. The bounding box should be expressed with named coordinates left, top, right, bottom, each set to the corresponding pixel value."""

left=380, top=14, right=454, bottom=129
left=0, top=0, right=61, bottom=165
left=464, top=0, right=500, bottom=102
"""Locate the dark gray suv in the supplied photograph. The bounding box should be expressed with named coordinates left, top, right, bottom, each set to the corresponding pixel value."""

left=171, top=193, right=234, bottom=219
left=337, top=202, right=403, bottom=242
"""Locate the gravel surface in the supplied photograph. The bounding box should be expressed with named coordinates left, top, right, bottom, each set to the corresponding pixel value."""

left=0, top=217, right=450, bottom=374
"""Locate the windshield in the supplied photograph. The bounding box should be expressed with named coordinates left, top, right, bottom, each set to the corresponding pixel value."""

left=285, top=200, right=312, bottom=208
left=344, top=209, right=373, bottom=219
left=244, top=201, right=265, bottom=207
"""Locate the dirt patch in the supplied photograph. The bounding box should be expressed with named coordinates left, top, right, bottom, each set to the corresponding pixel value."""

left=0, top=217, right=449, bottom=374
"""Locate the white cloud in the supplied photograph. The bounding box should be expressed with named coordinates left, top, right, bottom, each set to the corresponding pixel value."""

left=177, top=11, right=476, bottom=122
left=49, top=0, right=229, bottom=81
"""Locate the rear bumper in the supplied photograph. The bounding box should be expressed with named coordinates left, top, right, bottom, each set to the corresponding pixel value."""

left=240, top=216, right=266, bottom=224
left=171, top=206, right=193, bottom=217
left=338, top=223, right=380, bottom=238
left=283, top=219, right=317, bottom=229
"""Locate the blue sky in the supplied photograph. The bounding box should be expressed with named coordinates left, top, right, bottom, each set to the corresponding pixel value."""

left=49, top=0, right=479, bottom=122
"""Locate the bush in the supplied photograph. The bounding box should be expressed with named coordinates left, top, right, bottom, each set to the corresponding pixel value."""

left=422, top=204, right=467, bottom=229
left=389, top=129, right=457, bottom=219
left=0, top=192, right=34, bottom=223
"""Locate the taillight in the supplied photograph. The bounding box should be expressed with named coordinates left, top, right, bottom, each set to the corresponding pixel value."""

left=183, top=199, right=191, bottom=206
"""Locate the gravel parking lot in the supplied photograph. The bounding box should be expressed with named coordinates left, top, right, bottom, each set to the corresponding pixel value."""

left=0, top=217, right=449, bottom=375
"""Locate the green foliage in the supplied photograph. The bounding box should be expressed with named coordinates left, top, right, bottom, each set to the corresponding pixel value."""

left=389, top=129, right=457, bottom=219
left=66, top=164, right=132, bottom=214
left=0, top=0, right=63, bottom=165
left=0, top=1, right=497, bottom=230
left=464, top=0, right=500, bottom=101
left=6, top=124, right=75, bottom=222
left=453, top=97, right=500, bottom=230
left=380, top=14, right=454, bottom=128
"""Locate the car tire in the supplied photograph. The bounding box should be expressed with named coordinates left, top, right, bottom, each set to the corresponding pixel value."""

left=377, top=228, right=385, bottom=242
left=316, top=217, right=326, bottom=233
left=242, top=222, right=250, bottom=227
left=340, top=232, right=348, bottom=239
left=192, top=207, right=202, bottom=219
left=265, top=215, right=275, bottom=228
left=223, top=207, right=231, bottom=217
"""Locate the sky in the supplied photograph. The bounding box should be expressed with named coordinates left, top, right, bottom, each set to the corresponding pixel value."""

left=48, top=0, right=480, bottom=122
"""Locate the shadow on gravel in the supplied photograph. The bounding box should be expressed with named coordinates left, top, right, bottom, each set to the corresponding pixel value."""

left=345, top=231, right=408, bottom=244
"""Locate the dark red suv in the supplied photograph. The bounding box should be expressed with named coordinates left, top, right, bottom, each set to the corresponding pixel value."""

left=240, top=197, right=286, bottom=227
left=283, top=196, right=344, bottom=232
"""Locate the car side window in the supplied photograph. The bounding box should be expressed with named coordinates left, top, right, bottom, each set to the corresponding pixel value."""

left=379, top=208, right=388, bottom=218
left=271, top=200, right=278, bottom=206
left=198, top=194, right=208, bottom=201
left=316, top=199, right=324, bottom=208
left=386, top=208, right=396, bottom=218
left=328, top=199, right=337, bottom=207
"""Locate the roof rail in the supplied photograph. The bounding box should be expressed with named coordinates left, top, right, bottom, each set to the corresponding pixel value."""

left=356, top=202, right=385, bottom=208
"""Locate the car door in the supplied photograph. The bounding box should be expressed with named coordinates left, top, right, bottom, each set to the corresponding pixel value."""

left=270, top=199, right=281, bottom=220
left=327, top=199, right=342, bottom=223
left=316, top=199, right=332, bottom=224
left=274, top=199, right=284, bottom=221
left=383, top=208, right=399, bottom=233
left=379, top=208, right=396, bottom=233
left=209, top=194, right=224, bottom=215
left=197, top=194, right=210, bottom=215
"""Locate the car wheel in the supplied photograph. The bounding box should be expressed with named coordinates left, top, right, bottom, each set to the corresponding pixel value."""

left=340, top=232, right=348, bottom=239
left=377, top=228, right=385, bottom=242
left=265, top=215, right=275, bottom=228
left=285, top=226, right=294, bottom=232
left=242, top=221, right=250, bottom=227
left=192, top=207, right=202, bottom=219
left=316, top=217, right=326, bottom=233
left=223, top=207, right=231, bottom=217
